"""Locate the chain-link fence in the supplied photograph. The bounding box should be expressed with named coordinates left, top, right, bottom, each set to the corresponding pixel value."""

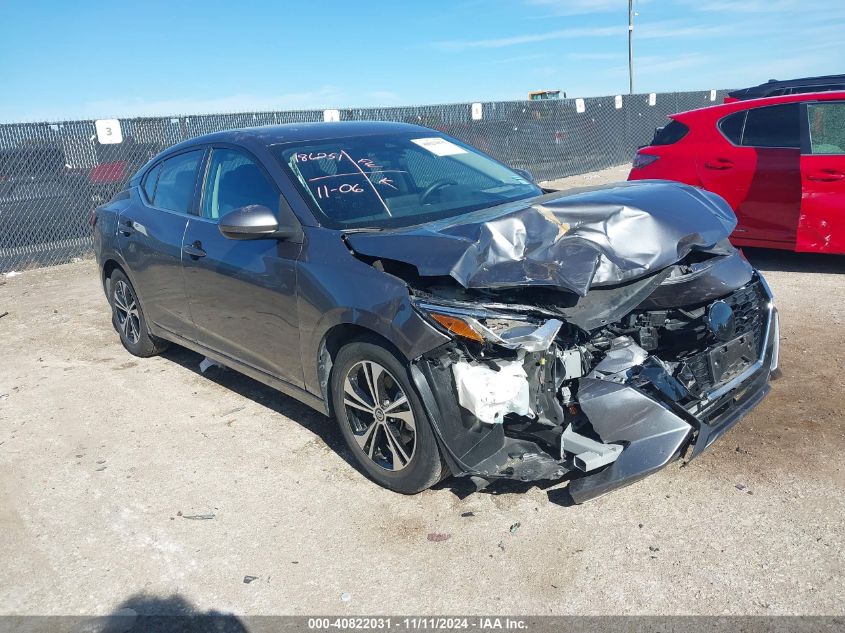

left=0, top=89, right=729, bottom=273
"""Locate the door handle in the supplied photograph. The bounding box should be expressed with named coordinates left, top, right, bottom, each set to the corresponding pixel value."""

left=183, top=240, right=207, bottom=258
left=807, top=169, right=845, bottom=182
left=118, top=220, right=136, bottom=236
left=704, top=159, right=734, bottom=170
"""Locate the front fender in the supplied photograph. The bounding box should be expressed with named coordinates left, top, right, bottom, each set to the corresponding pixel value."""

left=296, top=228, right=450, bottom=398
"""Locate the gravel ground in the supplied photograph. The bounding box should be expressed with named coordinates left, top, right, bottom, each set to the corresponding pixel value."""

left=1, top=165, right=843, bottom=617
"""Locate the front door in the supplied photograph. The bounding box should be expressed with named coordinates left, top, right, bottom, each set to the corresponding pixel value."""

left=798, top=101, right=845, bottom=253
left=700, top=103, right=803, bottom=247
left=117, top=149, right=205, bottom=337
left=182, top=146, right=304, bottom=387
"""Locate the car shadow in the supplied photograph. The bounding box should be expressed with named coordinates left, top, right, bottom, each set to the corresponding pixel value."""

left=742, top=247, right=845, bottom=273
left=159, top=345, right=358, bottom=472
left=161, top=345, right=583, bottom=508
left=432, top=471, right=579, bottom=507
left=72, top=593, right=248, bottom=632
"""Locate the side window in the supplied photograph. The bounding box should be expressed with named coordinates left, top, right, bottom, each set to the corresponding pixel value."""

left=807, top=102, right=845, bottom=155
left=201, top=148, right=279, bottom=220
left=741, top=104, right=801, bottom=148
left=142, top=163, right=161, bottom=201
left=651, top=120, right=689, bottom=146
left=152, top=150, right=203, bottom=213
left=718, top=111, right=746, bottom=144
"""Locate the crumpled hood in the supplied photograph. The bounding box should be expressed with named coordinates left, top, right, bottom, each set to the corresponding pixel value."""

left=345, top=180, right=737, bottom=297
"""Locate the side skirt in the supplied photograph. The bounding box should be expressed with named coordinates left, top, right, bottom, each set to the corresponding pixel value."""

left=153, top=326, right=329, bottom=416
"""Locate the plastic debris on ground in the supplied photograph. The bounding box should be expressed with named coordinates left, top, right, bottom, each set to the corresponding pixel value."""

left=199, top=357, right=225, bottom=373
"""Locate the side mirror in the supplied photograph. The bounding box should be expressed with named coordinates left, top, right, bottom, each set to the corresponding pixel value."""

left=218, top=204, right=299, bottom=241
left=513, top=168, right=534, bottom=183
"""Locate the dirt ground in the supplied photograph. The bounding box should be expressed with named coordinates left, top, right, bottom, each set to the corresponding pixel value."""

left=1, top=165, right=843, bottom=617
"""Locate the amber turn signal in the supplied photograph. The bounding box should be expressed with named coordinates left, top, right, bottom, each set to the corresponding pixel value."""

left=430, top=313, right=485, bottom=343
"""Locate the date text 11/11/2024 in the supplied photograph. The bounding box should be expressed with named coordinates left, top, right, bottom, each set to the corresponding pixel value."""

left=306, top=617, right=529, bottom=630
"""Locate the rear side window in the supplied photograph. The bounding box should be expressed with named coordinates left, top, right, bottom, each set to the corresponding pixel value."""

left=741, top=104, right=801, bottom=148
left=807, top=102, right=845, bottom=155
left=719, top=111, right=746, bottom=144
left=150, top=150, right=203, bottom=213
left=142, top=163, right=161, bottom=201
left=651, top=120, right=689, bottom=146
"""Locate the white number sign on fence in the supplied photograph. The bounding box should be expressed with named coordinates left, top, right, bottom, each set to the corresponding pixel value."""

left=95, top=119, right=123, bottom=144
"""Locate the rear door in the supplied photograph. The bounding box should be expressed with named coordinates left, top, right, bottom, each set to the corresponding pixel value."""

left=699, top=103, right=803, bottom=246
left=181, top=146, right=304, bottom=387
left=117, top=149, right=204, bottom=337
left=798, top=100, right=845, bottom=252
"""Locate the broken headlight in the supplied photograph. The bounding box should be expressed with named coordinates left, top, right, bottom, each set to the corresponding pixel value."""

left=412, top=300, right=562, bottom=352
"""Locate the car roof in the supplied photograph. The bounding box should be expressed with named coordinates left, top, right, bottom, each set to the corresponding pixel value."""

left=159, top=121, right=433, bottom=155
left=728, top=74, right=845, bottom=99
left=671, top=90, right=845, bottom=122
left=129, top=120, right=440, bottom=185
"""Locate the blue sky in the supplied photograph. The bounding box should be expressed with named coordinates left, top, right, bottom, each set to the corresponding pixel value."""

left=1, top=0, right=843, bottom=122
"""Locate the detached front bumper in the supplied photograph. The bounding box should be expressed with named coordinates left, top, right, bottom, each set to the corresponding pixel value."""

left=568, top=288, right=779, bottom=503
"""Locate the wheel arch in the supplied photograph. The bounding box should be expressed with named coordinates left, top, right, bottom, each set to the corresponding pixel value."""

left=317, top=323, right=406, bottom=418
left=101, top=258, right=126, bottom=297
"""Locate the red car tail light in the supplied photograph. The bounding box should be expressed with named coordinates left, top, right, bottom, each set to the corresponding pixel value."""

left=632, top=153, right=660, bottom=169
left=89, top=161, right=127, bottom=184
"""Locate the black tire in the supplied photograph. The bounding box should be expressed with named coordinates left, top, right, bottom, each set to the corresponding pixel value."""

left=331, top=340, right=445, bottom=494
left=108, top=269, right=169, bottom=358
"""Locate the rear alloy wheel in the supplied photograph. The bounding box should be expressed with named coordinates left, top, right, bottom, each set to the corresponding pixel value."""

left=108, top=269, right=169, bottom=358
left=113, top=279, right=141, bottom=346
left=332, top=341, right=445, bottom=493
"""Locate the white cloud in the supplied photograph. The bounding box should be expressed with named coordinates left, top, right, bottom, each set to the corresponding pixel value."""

left=636, top=53, right=710, bottom=74
left=567, top=52, right=624, bottom=61
left=636, top=20, right=739, bottom=39
left=432, top=17, right=743, bottom=51
left=685, top=0, right=820, bottom=13
left=432, top=25, right=621, bottom=50
left=525, top=0, right=626, bottom=16
left=1, top=87, right=353, bottom=122
left=490, top=53, right=551, bottom=64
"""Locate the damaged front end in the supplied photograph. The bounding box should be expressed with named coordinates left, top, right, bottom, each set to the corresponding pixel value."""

left=345, top=182, right=779, bottom=502
left=405, top=258, right=778, bottom=502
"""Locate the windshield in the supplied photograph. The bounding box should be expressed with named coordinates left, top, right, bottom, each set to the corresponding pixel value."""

left=271, top=133, right=542, bottom=229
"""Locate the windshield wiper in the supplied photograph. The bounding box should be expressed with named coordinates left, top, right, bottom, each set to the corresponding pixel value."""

left=340, top=227, right=385, bottom=234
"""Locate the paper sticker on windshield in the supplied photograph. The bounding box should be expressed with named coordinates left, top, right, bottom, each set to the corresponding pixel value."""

left=411, top=137, right=467, bottom=157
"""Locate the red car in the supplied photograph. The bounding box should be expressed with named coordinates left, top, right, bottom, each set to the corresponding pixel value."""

left=629, top=91, right=845, bottom=254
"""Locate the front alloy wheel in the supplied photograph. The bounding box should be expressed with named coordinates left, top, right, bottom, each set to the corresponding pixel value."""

left=331, top=341, right=446, bottom=494
left=342, top=360, right=417, bottom=471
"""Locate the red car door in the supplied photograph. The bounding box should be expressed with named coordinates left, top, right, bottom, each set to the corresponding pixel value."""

left=699, top=103, right=803, bottom=248
left=798, top=101, right=845, bottom=253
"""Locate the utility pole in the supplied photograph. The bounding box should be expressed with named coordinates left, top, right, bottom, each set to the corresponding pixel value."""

left=628, top=0, right=635, bottom=95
